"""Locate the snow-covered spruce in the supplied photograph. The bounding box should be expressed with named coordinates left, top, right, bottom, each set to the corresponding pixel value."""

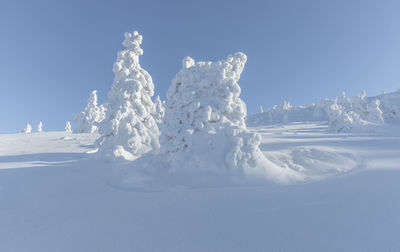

left=65, top=121, right=72, bottom=133
left=74, top=90, right=105, bottom=133
left=152, top=95, right=165, bottom=126
left=37, top=121, right=43, bottom=132
left=22, top=123, right=32, bottom=133
left=96, top=31, right=160, bottom=160
left=159, top=52, right=297, bottom=182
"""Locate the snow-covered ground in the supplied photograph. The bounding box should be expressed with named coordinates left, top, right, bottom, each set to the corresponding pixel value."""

left=1, top=123, right=400, bottom=251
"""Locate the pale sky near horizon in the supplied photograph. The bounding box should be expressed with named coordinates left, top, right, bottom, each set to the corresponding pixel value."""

left=0, top=0, right=399, bottom=133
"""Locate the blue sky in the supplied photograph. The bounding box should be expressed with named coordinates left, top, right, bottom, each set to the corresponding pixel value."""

left=0, top=0, right=399, bottom=133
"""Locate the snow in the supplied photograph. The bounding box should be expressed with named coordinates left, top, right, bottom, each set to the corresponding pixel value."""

left=65, top=121, right=72, bottom=133
left=96, top=31, right=160, bottom=161
left=21, top=123, right=32, bottom=133
left=158, top=52, right=298, bottom=183
left=1, top=123, right=400, bottom=251
left=37, top=121, right=43, bottom=132
left=249, top=90, right=399, bottom=132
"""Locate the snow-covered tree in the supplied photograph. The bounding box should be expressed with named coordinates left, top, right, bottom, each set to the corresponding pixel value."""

left=65, top=121, right=72, bottom=133
left=37, top=121, right=43, bottom=132
left=22, top=123, right=32, bottom=133
left=152, top=95, right=165, bottom=125
left=74, top=90, right=106, bottom=133
left=280, top=101, right=292, bottom=111
left=339, top=92, right=352, bottom=111
left=351, top=90, right=367, bottom=118
left=325, top=98, right=368, bottom=132
left=366, top=100, right=384, bottom=124
left=96, top=30, right=160, bottom=160
left=160, top=52, right=265, bottom=171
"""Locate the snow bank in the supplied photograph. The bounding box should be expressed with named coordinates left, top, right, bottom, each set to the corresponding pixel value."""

left=158, top=53, right=300, bottom=183
left=74, top=90, right=105, bottom=133
left=96, top=31, right=160, bottom=161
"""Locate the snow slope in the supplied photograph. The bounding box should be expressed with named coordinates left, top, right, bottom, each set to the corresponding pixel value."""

left=1, top=123, right=400, bottom=251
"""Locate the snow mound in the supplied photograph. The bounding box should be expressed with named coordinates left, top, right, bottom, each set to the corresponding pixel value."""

left=74, top=90, right=105, bottom=133
left=96, top=31, right=160, bottom=161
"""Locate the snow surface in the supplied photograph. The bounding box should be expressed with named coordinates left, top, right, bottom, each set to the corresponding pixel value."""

left=1, top=122, right=400, bottom=251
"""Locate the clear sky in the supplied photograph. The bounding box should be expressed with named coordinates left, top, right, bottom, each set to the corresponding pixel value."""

left=0, top=0, right=399, bottom=133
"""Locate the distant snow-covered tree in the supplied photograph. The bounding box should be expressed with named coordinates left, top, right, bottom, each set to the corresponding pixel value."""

left=351, top=90, right=368, bottom=118
left=366, top=100, right=384, bottom=124
left=160, top=52, right=265, bottom=171
left=339, top=92, right=352, bottom=111
left=65, top=121, right=72, bottom=133
left=96, top=30, right=160, bottom=160
left=37, top=121, right=43, bottom=132
left=22, top=123, right=32, bottom=133
left=152, top=95, right=165, bottom=126
left=74, top=90, right=106, bottom=133
left=280, top=101, right=292, bottom=111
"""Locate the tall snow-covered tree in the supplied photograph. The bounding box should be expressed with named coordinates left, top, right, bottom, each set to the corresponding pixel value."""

left=65, top=121, right=72, bottom=133
left=96, top=30, right=160, bottom=160
left=74, top=90, right=106, bottom=133
left=22, top=123, right=32, bottom=133
left=160, top=52, right=265, bottom=171
left=37, top=121, right=43, bottom=132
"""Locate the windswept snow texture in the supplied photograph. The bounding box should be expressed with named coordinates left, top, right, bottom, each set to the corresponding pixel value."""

left=96, top=31, right=160, bottom=161
left=1, top=123, right=400, bottom=251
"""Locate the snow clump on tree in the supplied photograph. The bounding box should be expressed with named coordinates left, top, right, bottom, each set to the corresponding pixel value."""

left=74, top=90, right=106, bottom=133
left=96, top=31, right=160, bottom=161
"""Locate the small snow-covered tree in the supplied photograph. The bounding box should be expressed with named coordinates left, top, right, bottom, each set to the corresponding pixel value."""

left=152, top=95, right=165, bottom=126
left=280, top=101, right=292, bottom=111
left=65, top=121, right=72, bottom=133
left=339, top=92, right=352, bottom=111
left=96, top=30, right=160, bottom=160
left=351, top=90, right=367, bottom=118
left=160, top=52, right=265, bottom=171
left=22, top=123, right=32, bottom=133
left=74, top=90, right=106, bottom=133
left=326, top=98, right=368, bottom=132
left=37, top=121, right=43, bottom=132
left=366, top=100, right=384, bottom=124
